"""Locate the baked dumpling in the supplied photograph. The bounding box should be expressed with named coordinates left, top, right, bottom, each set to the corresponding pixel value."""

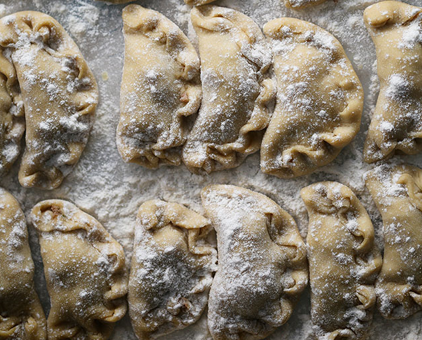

left=0, top=11, right=98, bottom=189
left=183, top=6, right=275, bottom=174
left=284, top=0, right=328, bottom=9
left=31, top=200, right=127, bottom=340
left=0, top=52, right=25, bottom=178
left=366, top=164, right=422, bottom=319
left=363, top=2, right=422, bottom=163
left=128, top=200, right=217, bottom=340
left=261, top=18, right=363, bottom=178
left=301, top=182, right=381, bottom=340
left=117, top=5, right=201, bottom=169
left=202, top=185, right=308, bottom=339
left=0, top=188, right=46, bottom=340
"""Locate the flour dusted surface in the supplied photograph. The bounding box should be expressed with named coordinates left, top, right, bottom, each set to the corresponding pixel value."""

left=0, top=0, right=422, bottom=339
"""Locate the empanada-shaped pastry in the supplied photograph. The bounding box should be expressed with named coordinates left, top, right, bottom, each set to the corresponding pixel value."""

left=0, top=12, right=98, bottom=189
left=284, top=0, right=328, bottom=9
left=201, top=185, right=308, bottom=340
left=363, top=2, right=422, bottom=163
left=183, top=6, right=275, bottom=174
left=0, top=51, right=25, bottom=177
left=128, top=200, right=217, bottom=340
left=117, top=5, right=201, bottom=169
left=31, top=200, right=127, bottom=340
left=261, top=18, right=363, bottom=178
left=301, top=182, right=381, bottom=340
left=0, top=189, right=46, bottom=340
left=366, top=164, right=422, bottom=319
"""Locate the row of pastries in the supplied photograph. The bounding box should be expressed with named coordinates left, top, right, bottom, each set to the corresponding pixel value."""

left=117, top=0, right=422, bottom=179
left=1, top=162, right=422, bottom=340
left=0, top=1, right=420, bottom=189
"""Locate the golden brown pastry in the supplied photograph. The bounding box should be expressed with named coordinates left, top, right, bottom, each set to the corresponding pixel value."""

left=0, top=188, right=46, bottom=340
left=284, top=0, right=328, bottom=9
left=366, top=164, right=422, bottom=319
left=183, top=6, right=275, bottom=174
left=301, top=182, right=381, bottom=340
left=117, top=5, right=201, bottom=169
left=202, top=185, right=308, bottom=340
left=363, top=1, right=422, bottom=163
left=31, top=200, right=127, bottom=340
left=0, top=11, right=98, bottom=189
left=261, top=18, right=363, bottom=178
left=128, top=200, right=217, bottom=340
left=0, top=52, right=25, bottom=178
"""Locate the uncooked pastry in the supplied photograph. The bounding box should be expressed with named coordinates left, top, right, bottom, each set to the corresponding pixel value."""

left=184, top=0, right=216, bottom=6
left=284, top=0, right=328, bottom=9
left=31, top=200, right=127, bottom=340
left=128, top=200, right=217, bottom=340
left=117, top=5, right=201, bottom=169
left=0, top=52, right=25, bottom=178
left=0, top=188, right=46, bottom=340
left=261, top=18, right=363, bottom=178
left=363, top=1, right=422, bottom=163
left=0, top=11, right=98, bottom=189
left=366, top=164, right=422, bottom=319
left=301, top=181, right=381, bottom=340
left=183, top=6, right=275, bottom=174
left=201, top=185, right=308, bottom=340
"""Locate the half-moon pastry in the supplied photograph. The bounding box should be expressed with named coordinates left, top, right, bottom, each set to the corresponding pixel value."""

left=117, top=5, right=201, bottom=169
left=202, top=185, right=307, bottom=339
left=302, top=182, right=381, bottom=339
left=128, top=200, right=217, bottom=340
left=183, top=6, right=275, bottom=174
left=0, top=11, right=98, bottom=189
left=261, top=18, right=363, bottom=178
left=31, top=200, right=127, bottom=340
left=363, top=1, right=422, bottom=163
left=0, top=188, right=46, bottom=340
left=366, top=164, right=422, bottom=319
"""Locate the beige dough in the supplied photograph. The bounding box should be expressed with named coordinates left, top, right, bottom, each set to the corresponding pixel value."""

left=117, top=5, right=201, bottom=169
left=0, top=52, right=25, bottom=178
left=284, top=0, right=328, bottom=9
left=0, top=188, right=46, bottom=340
left=261, top=18, right=363, bottom=178
left=31, top=200, right=127, bottom=340
left=366, top=164, right=422, bottom=319
left=0, top=11, right=98, bottom=189
left=128, top=200, right=217, bottom=340
left=183, top=6, right=275, bottom=174
left=301, top=182, right=381, bottom=340
left=364, top=1, right=422, bottom=163
left=202, top=185, right=308, bottom=340
left=184, top=0, right=216, bottom=6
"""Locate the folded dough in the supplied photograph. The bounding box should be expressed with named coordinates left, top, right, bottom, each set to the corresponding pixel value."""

left=184, top=0, right=216, bottom=6
left=31, top=200, right=127, bottom=340
left=0, top=188, right=46, bottom=340
left=363, top=1, right=422, bottom=163
left=202, top=185, right=308, bottom=339
left=366, top=164, right=422, bottom=319
left=183, top=6, right=275, bottom=174
left=0, top=51, right=25, bottom=178
left=117, top=5, right=201, bottom=169
left=261, top=18, right=363, bottom=178
left=128, top=200, right=217, bottom=340
left=0, top=11, right=98, bottom=189
left=284, top=0, right=328, bottom=9
left=301, top=182, right=381, bottom=340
